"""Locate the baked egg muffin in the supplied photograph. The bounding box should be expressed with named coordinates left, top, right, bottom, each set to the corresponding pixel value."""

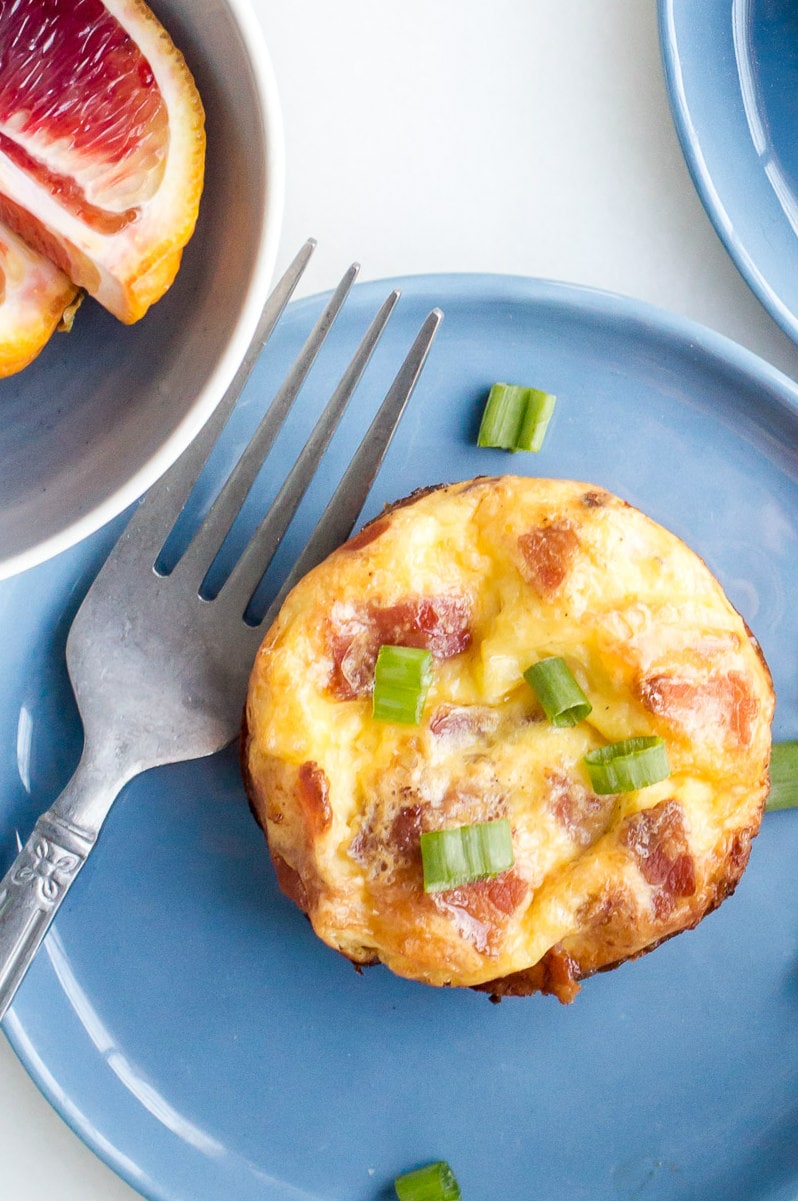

left=242, top=476, right=774, bottom=1001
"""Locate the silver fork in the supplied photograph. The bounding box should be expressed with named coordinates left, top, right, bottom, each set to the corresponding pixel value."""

left=0, top=241, right=442, bottom=1020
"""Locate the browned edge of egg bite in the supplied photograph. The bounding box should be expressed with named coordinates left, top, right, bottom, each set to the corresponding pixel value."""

left=240, top=705, right=381, bottom=965
left=240, top=484, right=458, bottom=974
left=241, top=476, right=774, bottom=1004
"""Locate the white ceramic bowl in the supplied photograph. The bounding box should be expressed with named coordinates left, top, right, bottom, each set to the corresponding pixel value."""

left=0, top=0, right=284, bottom=580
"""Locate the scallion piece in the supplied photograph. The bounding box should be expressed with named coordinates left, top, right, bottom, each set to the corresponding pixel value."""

left=584, top=736, right=670, bottom=795
left=524, top=655, right=592, bottom=727
left=420, top=818, right=514, bottom=893
left=766, top=741, right=798, bottom=811
left=477, top=382, right=556, bottom=452
left=394, top=1161, right=461, bottom=1201
left=372, top=645, right=433, bottom=725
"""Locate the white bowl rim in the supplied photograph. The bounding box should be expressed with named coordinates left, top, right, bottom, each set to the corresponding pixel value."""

left=0, top=0, right=286, bottom=583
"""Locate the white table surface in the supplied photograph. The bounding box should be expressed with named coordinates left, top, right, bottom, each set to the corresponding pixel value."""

left=2, top=2, right=798, bottom=1199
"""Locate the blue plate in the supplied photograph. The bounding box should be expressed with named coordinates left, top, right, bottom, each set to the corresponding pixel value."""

left=2, top=275, right=798, bottom=1201
left=660, top=0, right=798, bottom=345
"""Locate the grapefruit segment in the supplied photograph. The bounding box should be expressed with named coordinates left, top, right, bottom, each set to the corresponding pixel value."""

left=0, top=0, right=205, bottom=324
left=0, top=219, right=79, bottom=377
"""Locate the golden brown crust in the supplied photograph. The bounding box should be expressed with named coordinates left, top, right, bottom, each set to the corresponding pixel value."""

left=243, top=476, right=774, bottom=1000
left=475, top=943, right=582, bottom=1004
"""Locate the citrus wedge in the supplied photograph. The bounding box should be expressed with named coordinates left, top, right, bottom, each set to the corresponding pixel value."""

left=0, top=0, right=206, bottom=324
left=0, top=219, right=79, bottom=377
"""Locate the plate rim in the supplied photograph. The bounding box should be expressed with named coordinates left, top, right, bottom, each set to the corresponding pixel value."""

left=658, top=0, right=798, bottom=347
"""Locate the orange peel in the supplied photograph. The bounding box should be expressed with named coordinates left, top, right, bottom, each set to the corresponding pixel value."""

left=0, top=0, right=206, bottom=327
left=0, top=220, right=79, bottom=378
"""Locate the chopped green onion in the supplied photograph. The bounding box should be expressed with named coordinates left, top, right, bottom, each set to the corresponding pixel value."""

left=372, top=645, right=433, bottom=725
left=766, top=741, right=798, bottom=811
left=477, top=382, right=556, bottom=452
left=524, top=655, right=592, bottom=727
left=395, top=1161, right=461, bottom=1201
left=420, top=818, right=514, bottom=893
left=584, top=736, right=670, bottom=795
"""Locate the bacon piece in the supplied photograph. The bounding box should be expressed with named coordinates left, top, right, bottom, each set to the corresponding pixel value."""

left=518, top=521, right=579, bottom=594
left=296, top=761, right=332, bottom=836
left=377, top=597, right=472, bottom=656
left=475, top=943, right=581, bottom=1003
left=476, top=871, right=528, bottom=916
left=271, top=853, right=310, bottom=913
left=432, top=870, right=528, bottom=954
left=639, top=671, right=758, bottom=747
left=388, top=804, right=424, bottom=864
left=546, top=770, right=612, bottom=846
left=328, top=596, right=472, bottom=699
left=620, top=799, right=696, bottom=919
left=349, top=799, right=424, bottom=884
left=340, top=517, right=391, bottom=553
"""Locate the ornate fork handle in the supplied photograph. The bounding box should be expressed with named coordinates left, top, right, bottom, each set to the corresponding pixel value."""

left=0, top=750, right=126, bottom=1021
left=0, top=815, right=92, bottom=1018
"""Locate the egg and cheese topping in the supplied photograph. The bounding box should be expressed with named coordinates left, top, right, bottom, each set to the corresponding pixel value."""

left=243, top=477, right=773, bottom=1000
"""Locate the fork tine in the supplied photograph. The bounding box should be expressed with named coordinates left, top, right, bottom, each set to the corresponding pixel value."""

left=215, top=288, right=401, bottom=612
left=229, top=306, right=444, bottom=625
left=107, top=239, right=318, bottom=569
left=170, top=262, right=361, bottom=586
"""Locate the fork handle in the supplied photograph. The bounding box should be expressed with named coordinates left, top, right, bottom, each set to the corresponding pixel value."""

left=0, top=753, right=123, bottom=1022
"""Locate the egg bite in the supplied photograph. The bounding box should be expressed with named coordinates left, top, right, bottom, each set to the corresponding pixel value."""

left=242, top=476, right=774, bottom=1001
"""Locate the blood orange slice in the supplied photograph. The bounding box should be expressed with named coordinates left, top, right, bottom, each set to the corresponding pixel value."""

left=0, top=0, right=205, bottom=324
left=0, top=219, right=79, bottom=377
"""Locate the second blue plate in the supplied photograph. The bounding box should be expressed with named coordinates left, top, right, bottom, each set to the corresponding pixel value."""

left=660, top=0, right=798, bottom=344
